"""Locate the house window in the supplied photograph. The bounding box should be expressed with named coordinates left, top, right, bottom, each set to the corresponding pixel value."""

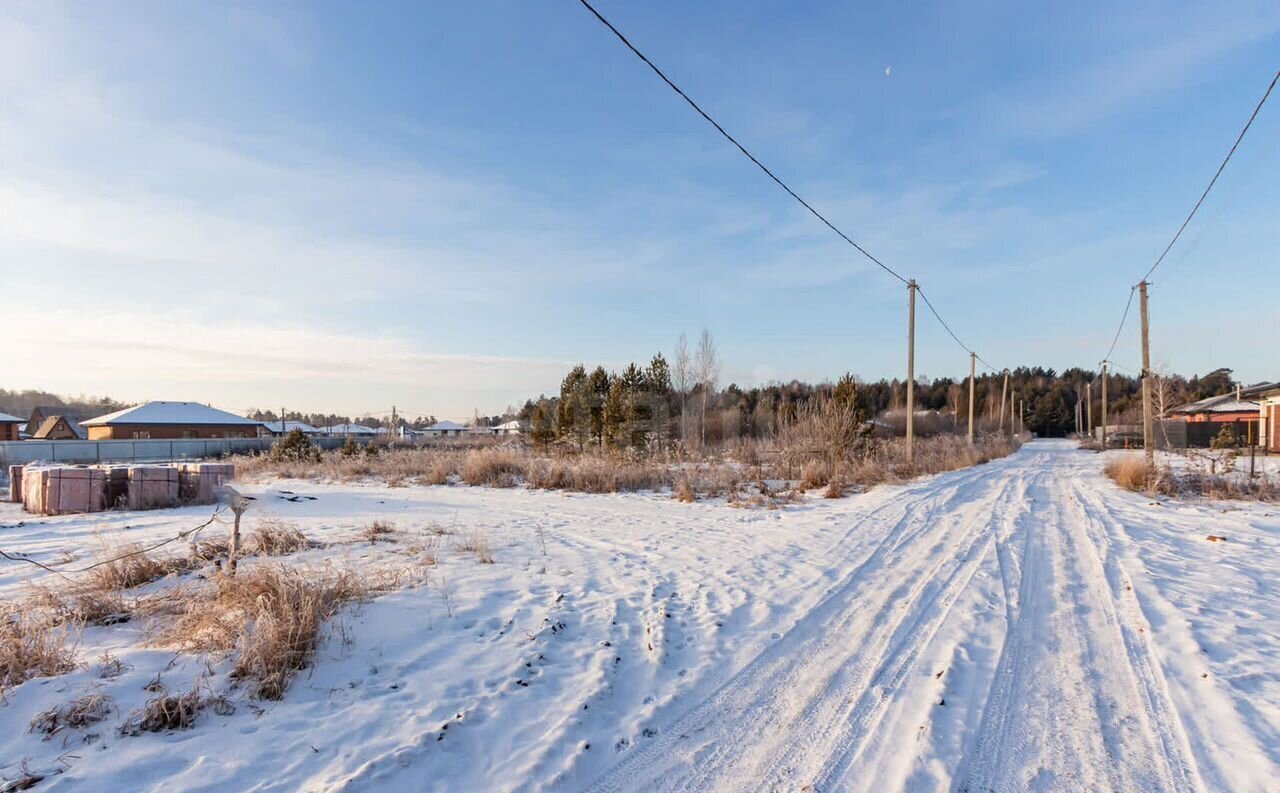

left=182, top=430, right=197, bottom=439
left=132, top=431, right=151, bottom=439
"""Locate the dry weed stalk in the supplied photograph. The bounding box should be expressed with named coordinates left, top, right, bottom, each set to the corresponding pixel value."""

left=29, top=693, right=113, bottom=736
left=1, top=606, right=78, bottom=693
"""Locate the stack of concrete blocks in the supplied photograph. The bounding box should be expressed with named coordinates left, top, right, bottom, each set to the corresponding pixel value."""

left=98, top=466, right=131, bottom=510
left=177, top=462, right=235, bottom=505
left=127, top=466, right=180, bottom=511
left=22, top=466, right=108, bottom=515
left=7, top=465, right=22, bottom=503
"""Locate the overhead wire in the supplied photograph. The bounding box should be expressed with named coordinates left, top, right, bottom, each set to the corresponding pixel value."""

left=574, top=0, right=1003, bottom=374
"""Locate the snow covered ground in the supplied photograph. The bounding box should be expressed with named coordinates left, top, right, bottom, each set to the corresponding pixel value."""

left=1, top=439, right=1277, bottom=791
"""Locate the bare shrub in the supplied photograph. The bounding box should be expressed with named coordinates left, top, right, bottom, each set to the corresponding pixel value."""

left=29, top=693, right=113, bottom=736
left=152, top=565, right=366, bottom=700
left=527, top=456, right=669, bottom=494
left=244, top=518, right=312, bottom=556
left=461, top=448, right=526, bottom=487
left=799, top=459, right=832, bottom=491
left=1, top=606, right=78, bottom=692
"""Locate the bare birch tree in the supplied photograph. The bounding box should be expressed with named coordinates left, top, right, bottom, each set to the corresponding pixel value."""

left=673, top=333, right=691, bottom=445
left=695, top=328, right=720, bottom=449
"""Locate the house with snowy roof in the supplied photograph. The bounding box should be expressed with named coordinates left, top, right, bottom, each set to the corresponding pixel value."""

left=81, top=402, right=263, bottom=440
left=422, top=420, right=467, bottom=438
left=0, top=412, right=23, bottom=442
left=320, top=423, right=378, bottom=437
left=263, top=420, right=322, bottom=437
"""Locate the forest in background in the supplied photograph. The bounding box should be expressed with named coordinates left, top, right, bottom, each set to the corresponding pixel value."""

left=1, top=360, right=1244, bottom=442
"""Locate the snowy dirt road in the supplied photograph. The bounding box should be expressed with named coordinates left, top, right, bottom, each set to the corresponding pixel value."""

left=2, top=440, right=1276, bottom=792
left=576, top=440, right=1278, bottom=793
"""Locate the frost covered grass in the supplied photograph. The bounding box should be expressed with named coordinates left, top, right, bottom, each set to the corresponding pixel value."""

left=1104, top=450, right=1279, bottom=501
left=152, top=564, right=368, bottom=700
left=233, top=433, right=1021, bottom=504
left=1, top=604, right=78, bottom=693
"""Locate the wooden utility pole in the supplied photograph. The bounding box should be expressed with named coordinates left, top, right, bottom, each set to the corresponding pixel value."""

left=999, top=370, right=1009, bottom=433
left=906, top=279, right=917, bottom=460
left=1101, top=362, right=1109, bottom=449
left=1086, top=382, right=1093, bottom=437
left=1139, top=281, right=1154, bottom=463
left=968, top=352, right=976, bottom=444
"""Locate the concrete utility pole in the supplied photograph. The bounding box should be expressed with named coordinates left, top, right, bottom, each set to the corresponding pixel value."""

left=968, top=352, right=976, bottom=445
left=999, top=371, right=1009, bottom=433
left=1139, top=281, right=1154, bottom=464
left=1101, top=362, right=1109, bottom=449
left=906, top=279, right=917, bottom=460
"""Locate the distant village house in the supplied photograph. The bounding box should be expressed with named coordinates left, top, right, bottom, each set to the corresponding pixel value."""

left=0, top=412, right=22, bottom=442
left=81, top=402, right=263, bottom=440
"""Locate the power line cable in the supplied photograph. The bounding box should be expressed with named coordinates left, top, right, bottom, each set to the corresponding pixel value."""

left=1140, top=68, right=1278, bottom=283
left=916, top=286, right=1000, bottom=372
left=1, top=505, right=226, bottom=579
left=1101, top=285, right=1137, bottom=365
left=574, top=0, right=908, bottom=286
left=574, top=0, right=1006, bottom=373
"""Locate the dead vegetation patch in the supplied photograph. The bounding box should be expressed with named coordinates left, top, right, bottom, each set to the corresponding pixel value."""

left=119, top=681, right=231, bottom=735
left=1, top=606, right=78, bottom=693
left=244, top=518, right=313, bottom=556
left=461, top=448, right=526, bottom=487
left=363, top=520, right=396, bottom=544
left=151, top=564, right=367, bottom=700
left=29, top=692, right=113, bottom=737
left=455, top=530, right=495, bottom=564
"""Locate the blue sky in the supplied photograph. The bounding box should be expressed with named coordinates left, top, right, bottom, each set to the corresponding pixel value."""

left=3, top=1, right=1278, bottom=419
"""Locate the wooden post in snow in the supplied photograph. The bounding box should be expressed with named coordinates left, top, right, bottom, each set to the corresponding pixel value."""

left=1086, top=382, right=1093, bottom=437
left=906, top=279, right=917, bottom=461
left=1139, top=281, right=1155, bottom=464
left=968, top=352, right=976, bottom=444
left=1101, top=362, right=1109, bottom=449
left=999, top=371, right=1009, bottom=434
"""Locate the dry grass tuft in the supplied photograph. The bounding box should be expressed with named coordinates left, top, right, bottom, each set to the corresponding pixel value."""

left=824, top=477, right=848, bottom=499
left=673, top=477, right=696, bottom=503
left=1, top=606, right=78, bottom=692
left=363, top=520, right=396, bottom=544
left=1103, top=455, right=1176, bottom=495
left=88, top=544, right=187, bottom=591
left=244, top=518, right=313, bottom=556
left=152, top=564, right=367, bottom=700
left=455, top=531, right=496, bottom=564
left=28, top=584, right=130, bottom=627
left=29, top=692, right=113, bottom=736
left=120, top=684, right=214, bottom=735
left=461, top=448, right=527, bottom=487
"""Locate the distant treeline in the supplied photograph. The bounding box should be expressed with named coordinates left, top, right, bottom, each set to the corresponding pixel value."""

left=0, top=389, right=129, bottom=423
left=513, top=361, right=1243, bottom=442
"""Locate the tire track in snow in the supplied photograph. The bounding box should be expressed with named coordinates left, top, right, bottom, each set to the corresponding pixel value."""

left=579, top=457, right=1023, bottom=793
left=759, top=473, right=1026, bottom=792
left=1063, top=478, right=1202, bottom=792
left=953, top=447, right=1199, bottom=793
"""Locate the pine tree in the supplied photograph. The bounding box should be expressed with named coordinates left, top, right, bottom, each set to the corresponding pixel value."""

left=556, top=365, right=590, bottom=449
left=604, top=376, right=627, bottom=450
left=621, top=363, right=650, bottom=449
left=530, top=400, right=555, bottom=448
left=588, top=366, right=610, bottom=447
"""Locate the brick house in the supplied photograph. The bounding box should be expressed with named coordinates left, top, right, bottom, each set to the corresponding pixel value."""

left=81, top=402, right=263, bottom=440
left=0, top=412, right=22, bottom=442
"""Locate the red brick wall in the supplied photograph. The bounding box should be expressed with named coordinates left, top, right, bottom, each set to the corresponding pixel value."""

left=1, top=423, right=18, bottom=441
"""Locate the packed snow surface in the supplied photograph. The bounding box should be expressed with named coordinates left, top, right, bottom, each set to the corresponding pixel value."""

left=1, top=440, right=1277, bottom=791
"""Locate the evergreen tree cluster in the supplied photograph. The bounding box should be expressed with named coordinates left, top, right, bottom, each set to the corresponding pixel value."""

left=548, top=355, right=673, bottom=452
